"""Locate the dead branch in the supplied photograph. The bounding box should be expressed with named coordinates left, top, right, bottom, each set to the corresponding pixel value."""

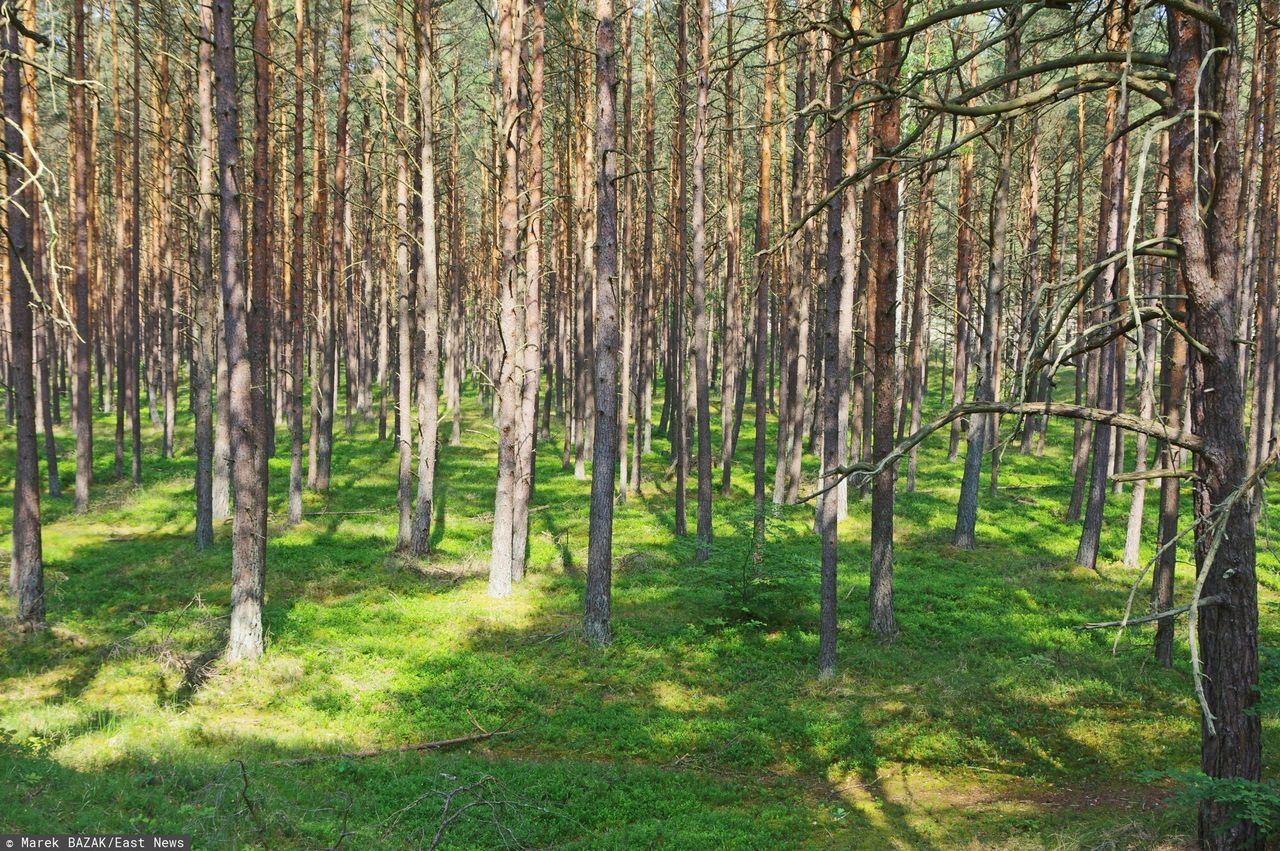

left=273, top=730, right=511, bottom=766
left=1080, top=595, right=1225, bottom=630
left=801, top=401, right=1203, bottom=503
left=1109, top=468, right=1193, bottom=483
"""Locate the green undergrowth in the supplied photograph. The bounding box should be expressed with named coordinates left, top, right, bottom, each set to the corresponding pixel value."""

left=2, top=372, right=1279, bottom=848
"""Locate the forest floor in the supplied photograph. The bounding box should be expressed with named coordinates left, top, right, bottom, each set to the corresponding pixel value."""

left=3, top=377, right=1280, bottom=849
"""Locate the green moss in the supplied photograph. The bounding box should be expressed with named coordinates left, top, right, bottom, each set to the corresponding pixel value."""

left=1, top=371, right=1277, bottom=848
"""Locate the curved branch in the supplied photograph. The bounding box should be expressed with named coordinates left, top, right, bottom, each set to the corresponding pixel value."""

left=801, top=402, right=1203, bottom=503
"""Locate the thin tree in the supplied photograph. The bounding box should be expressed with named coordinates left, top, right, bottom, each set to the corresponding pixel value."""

left=287, top=0, right=307, bottom=526
left=750, top=0, right=777, bottom=566
left=192, top=0, right=217, bottom=547
left=213, top=0, right=266, bottom=661
left=717, top=0, right=741, bottom=495
left=489, top=0, right=523, bottom=594
left=410, top=0, right=443, bottom=556
left=868, top=0, right=904, bottom=638
left=1075, top=1, right=1130, bottom=570
left=818, top=2, right=854, bottom=676
left=690, top=0, right=712, bottom=560
left=584, top=0, right=619, bottom=645
left=512, top=0, right=547, bottom=579
left=394, top=5, right=414, bottom=551
left=4, top=0, right=45, bottom=629
left=953, top=10, right=1018, bottom=552
left=70, top=0, right=93, bottom=514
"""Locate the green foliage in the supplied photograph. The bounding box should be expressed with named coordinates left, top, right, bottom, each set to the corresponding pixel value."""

left=1146, top=769, right=1280, bottom=838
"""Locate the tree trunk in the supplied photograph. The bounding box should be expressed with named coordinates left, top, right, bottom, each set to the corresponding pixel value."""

left=584, top=0, right=619, bottom=645
left=4, top=3, right=44, bottom=628
left=718, top=0, right=741, bottom=496
left=287, top=0, right=307, bottom=526
left=670, top=0, right=689, bottom=536
left=751, top=0, right=777, bottom=566
left=70, top=0, right=94, bottom=514
left=631, top=3, right=656, bottom=497
left=1076, top=5, right=1130, bottom=569
left=690, top=0, right=712, bottom=559
left=489, top=0, right=524, bottom=594
left=394, top=9, right=414, bottom=551
left=512, top=0, right=546, bottom=580
left=868, top=0, right=904, bottom=638
left=410, top=0, right=441, bottom=556
left=213, top=0, right=266, bottom=661
left=1168, top=4, right=1261, bottom=845
left=947, top=40, right=978, bottom=462
left=818, top=5, right=855, bottom=675
left=193, top=0, right=218, bottom=546
left=954, top=11, right=1019, bottom=551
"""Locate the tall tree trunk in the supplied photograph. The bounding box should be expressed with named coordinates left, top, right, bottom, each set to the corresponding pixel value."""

left=213, top=0, right=266, bottom=661
left=718, top=0, right=741, bottom=496
left=306, top=9, right=327, bottom=492
left=193, top=0, right=218, bottom=546
left=690, top=0, right=712, bottom=559
left=670, top=0, right=689, bottom=536
left=287, top=0, right=307, bottom=526
left=489, top=0, right=524, bottom=594
left=447, top=68, right=466, bottom=448
left=70, top=0, right=94, bottom=514
left=316, top=0, right=351, bottom=494
left=1122, top=146, right=1168, bottom=568
left=1066, top=95, right=1090, bottom=522
left=1248, top=1, right=1278, bottom=493
left=751, top=0, right=777, bottom=566
left=1169, top=4, right=1261, bottom=845
left=904, top=167, right=933, bottom=492
left=4, top=2, right=44, bottom=628
left=410, top=0, right=441, bottom=555
left=126, top=0, right=142, bottom=486
left=1152, top=191, right=1187, bottom=668
left=868, top=0, right=904, bottom=638
left=818, top=4, right=855, bottom=676
left=22, top=12, right=57, bottom=500
left=1076, top=3, right=1130, bottom=569
left=954, top=10, right=1019, bottom=551
left=512, top=0, right=546, bottom=579
left=947, top=47, right=977, bottom=462
left=393, top=8, right=414, bottom=550
left=584, top=0, right=619, bottom=644
left=630, top=2, right=656, bottom=496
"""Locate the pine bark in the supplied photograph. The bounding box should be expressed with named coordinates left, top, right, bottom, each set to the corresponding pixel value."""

left=5, top=2, right=44, bottom=628
left=70, top=0, right=93, bottom=513
left=410, top=0, right=442, bottom=556
left=690, top=0, right=712, bottom=559
left=584, top=0, right=619, bottom=645
left=213, top=0, right=266, bottom=661
left=751, top=0, right=777, bottom=566
left=489, top=0, right=524, bottom=593
left=287, top=0, right=307, bottom=526
left=868, top=0, right=904, bottom=638
left=193, top=0, right=218, bottom=546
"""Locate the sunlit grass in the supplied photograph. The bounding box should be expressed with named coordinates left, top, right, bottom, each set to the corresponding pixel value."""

left=1, top=369, right=1277, bottom=847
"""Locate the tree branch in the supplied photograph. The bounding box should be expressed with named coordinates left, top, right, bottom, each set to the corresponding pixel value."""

left=1079, top=595, right=1226, bottom=630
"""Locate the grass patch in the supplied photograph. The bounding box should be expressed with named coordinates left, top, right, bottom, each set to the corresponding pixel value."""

left=2, top=373, right=1278, bottom=848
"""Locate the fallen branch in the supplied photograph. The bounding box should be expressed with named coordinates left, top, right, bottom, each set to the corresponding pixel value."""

left=1109, top=467, right=1192, bottom=483
left=1079, top=594, right=1225, bottom=630
left=273, top=730, right=511, bottom=766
